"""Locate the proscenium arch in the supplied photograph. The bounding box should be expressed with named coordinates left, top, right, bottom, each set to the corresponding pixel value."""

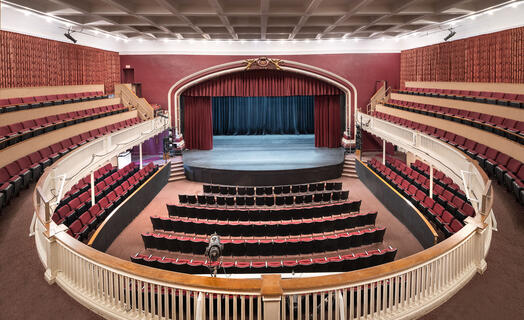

left=167, top=59, right=358, bottom=142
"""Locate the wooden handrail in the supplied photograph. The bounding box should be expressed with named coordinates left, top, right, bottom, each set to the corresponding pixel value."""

left=33, top=112, right=493, bottom=312
left=115, top=84, right=154, bottom=120
left=366, top=82, right=388, bottom=114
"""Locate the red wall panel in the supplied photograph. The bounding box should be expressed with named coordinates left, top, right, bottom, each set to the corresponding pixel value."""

left=400, top=26, right=524, bottom=87
left=0, top=30, right=120, bottom=93
left=119, top=53, right=401, bottom=112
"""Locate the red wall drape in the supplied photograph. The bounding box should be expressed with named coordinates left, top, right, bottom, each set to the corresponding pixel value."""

left=400, top=26, right=524, bottom=87
left=183, top=96, right=213, bottom=150
left=0, top=30, right=120, bottom=93
left=314, top=95, right=341, bottom=148
left=183, top=70, right=341, bottom=97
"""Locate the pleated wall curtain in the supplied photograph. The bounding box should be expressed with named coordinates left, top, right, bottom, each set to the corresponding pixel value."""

left=400, top=26, right=524, bottom=86
left=314, top=95, right=341, bottom=148
left=0, top=30, right=120, bottom=92
left=212, top=96, right=314, bottom=135
left=183, top=96, right=213, bottom=150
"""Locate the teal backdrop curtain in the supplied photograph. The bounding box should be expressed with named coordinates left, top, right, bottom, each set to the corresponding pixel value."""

left=212, top=96, right=314, bottom=135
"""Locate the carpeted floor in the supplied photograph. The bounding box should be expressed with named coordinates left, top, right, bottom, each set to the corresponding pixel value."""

left=105, top=177, right=423, bottom=261
left=0, top=175, right=522, bottom=319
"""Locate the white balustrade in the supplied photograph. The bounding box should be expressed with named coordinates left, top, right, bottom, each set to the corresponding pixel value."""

left=30, top=112, right=493, bottom=320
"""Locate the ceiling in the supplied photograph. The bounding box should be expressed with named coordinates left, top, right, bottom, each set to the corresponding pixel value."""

left=3, top=0, right=514, bottom=40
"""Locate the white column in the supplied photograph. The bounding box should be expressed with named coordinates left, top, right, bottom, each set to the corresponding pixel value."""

left=382, top=140, right=386, bottom=165
left=429, top=164, right=434, bottom=199
left=90, top=171, right=95, bottom=206
left=139, top=142, right=143, bottom=169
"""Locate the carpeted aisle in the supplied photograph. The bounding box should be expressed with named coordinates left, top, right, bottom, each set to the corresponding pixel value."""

left=0, top=187, right=103, bottom=320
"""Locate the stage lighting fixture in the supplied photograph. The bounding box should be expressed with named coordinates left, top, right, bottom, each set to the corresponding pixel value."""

left=64, top=29, right=77, bottom=43
left=444, top=29, right=456, bottom=41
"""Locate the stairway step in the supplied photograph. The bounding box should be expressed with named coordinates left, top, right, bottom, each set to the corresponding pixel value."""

left=342, top=173, right=358, bottom=178
left=168, top=176, right=186, bottom=182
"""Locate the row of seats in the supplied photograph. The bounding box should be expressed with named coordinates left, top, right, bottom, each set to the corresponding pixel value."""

left=151, top=211, right=377, bottom=237
left=54, top=162, right=139, bottom=225
left=57, top=163, right=117, bottom=209
left=0, top=91, right=107, bottom=113
left=0, top=104, right=127, bottom=150
left=384, top=157, right=474, bottom=221
left=0, top=118, right=142, bottom=212
left=178, top=190, right=350, bottom=207
left=167, top=200, right=362, bottom=221
left=142, top=227, right=386, bottom=256
left=372, top=111, right=524, bottom=204
left=396, top=157, right=467, bottom=202
left=394, top=87, right=524, bottom=109
left=131, top=246, right=397, bottom=274
left=384, top=99, right=523, bottom=144
left=64, top=163, right=158, bottom=241
left=203, top=181, right=344, bottom=196
left=368, top=158, right=467, bottom=238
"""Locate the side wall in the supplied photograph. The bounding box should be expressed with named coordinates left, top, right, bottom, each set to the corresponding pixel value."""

left=400, top=26, right=524, bottom=86
left=0, top=30, right=120, bottom=93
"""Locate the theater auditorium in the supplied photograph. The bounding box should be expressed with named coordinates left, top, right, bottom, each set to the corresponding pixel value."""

left=0, top=0, right=522, bottom=319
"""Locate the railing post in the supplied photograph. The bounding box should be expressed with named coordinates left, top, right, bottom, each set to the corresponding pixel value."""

left=382, top=140, right=386, bottom=165
left=139, top=143, right=143, bottom=169
left=90, top=171, right=95, bottom=207
left=429, top=164, right=434, bottom=199
left=475, top=226, right=488, bottom=274
left=43, top=232, right=60, bottom=285
left=261, top=275, right=283, bottom=320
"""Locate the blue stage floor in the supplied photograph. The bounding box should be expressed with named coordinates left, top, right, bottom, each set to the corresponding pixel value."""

left=183, top=135, right=344, bottom=171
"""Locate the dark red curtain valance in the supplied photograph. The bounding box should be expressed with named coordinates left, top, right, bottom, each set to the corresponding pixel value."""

left=183, top=96, right=213, bottom=150
left=0, top=30, right=120, bottom=93
left=400, top=26, right=524, bottom=86
left=183, top=70, right=342, bottom=97
left=314, top=95, right=341, bottom=148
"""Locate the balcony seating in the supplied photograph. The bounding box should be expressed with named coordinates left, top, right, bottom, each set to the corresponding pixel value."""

left=372, top=111, right=524, bottom=204
left=0, top=91, right=108, bottom=114
left=393, top=87, right=524, bottom=109
left=0, top=104, right=127, bottom=150
left=130, top=246, right=397, bottom=274
left=57, top=162, right=158, bottom=242
left=0, top=117, right=143, bottom=213
left=384, top=99, right=523, bottom=144
left=167, top=200, right=362, bottom=221
left=368, top=157, right=470, bottom=238
left=141, top=226, right=386, bottom=256
left=151, top=211, right=376, bottom=237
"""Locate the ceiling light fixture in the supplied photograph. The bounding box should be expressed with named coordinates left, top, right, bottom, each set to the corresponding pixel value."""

left=444, top=28, right=456, bottom=41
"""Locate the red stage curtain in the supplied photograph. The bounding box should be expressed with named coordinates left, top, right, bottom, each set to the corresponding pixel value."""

left=183, top=70, right=341, bottom=97
left=0, top=30, right=120, bottom=93
left=183, top=96, right=213, bottom=150
left=314, top=95, right=341, bottom=148
left=399, top=26, right=524, bottom=87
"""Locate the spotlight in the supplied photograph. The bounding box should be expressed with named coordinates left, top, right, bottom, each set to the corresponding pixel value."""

left=64, top=28, right=77, bottom=43
left=444, top=29, right=456, bottom=41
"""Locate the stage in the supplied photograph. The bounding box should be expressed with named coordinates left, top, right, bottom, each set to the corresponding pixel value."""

left=182, top=135, right=344, bottom=186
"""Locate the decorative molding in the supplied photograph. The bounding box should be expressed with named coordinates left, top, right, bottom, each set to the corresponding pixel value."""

left=244, top=57, right=282, bottom=70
